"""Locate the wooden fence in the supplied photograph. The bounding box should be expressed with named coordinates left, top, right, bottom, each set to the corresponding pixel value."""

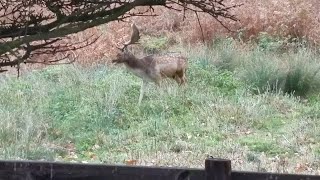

left=0, top=157, right=319, bottom=180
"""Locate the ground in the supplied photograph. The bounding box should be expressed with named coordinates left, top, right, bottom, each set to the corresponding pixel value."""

left=1, top=39, right=320, bottom=175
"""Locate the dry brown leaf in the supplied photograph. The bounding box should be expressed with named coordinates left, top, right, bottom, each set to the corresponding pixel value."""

left=125, top=159, right=138, bottom=165
left=295, top=163, right=307, bottom=173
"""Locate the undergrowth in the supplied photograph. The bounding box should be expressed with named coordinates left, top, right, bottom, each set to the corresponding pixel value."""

left=0, top=40, right=320, bottom=174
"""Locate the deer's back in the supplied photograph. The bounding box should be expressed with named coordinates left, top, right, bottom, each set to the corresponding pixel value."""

left=143, top=53, right=187, bottom=72
left=124, top=53, right=187, bottom=83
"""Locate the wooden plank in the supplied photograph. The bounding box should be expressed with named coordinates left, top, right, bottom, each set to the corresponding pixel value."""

left=0, top=160, right=205, bottom=180
left=232, top=171, right=320, bottom=180
left=0, top=159, right=319, bottom=180
left=205, top=158, right=231, bottom=180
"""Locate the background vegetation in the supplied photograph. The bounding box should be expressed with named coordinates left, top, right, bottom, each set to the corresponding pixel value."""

left=1, top=0, right=320, bottom=175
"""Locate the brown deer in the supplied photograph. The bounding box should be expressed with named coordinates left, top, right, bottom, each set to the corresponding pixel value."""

left=112, top=23, right=188, bottom=105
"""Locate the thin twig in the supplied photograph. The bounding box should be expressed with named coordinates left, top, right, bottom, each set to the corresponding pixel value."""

left=195, top=11, right=205, bottom=44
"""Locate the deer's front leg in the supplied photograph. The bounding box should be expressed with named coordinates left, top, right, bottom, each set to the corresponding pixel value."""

left=138, top=80, right=147, bottom=106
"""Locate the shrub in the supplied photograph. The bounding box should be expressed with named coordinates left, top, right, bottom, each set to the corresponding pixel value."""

left=256, top=32, right=284, bottom=52
left=213, top=38, right=240, bottom=72
left=141, top=35, right=169, bottom=54
left=236, top=44, right=320, bottom=96
left=238, top=50, right=285, bottom=94
left=282, top=49, right=320, bottom=96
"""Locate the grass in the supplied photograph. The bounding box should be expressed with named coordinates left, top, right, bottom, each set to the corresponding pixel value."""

left=0, top=40, right=320, bottom=174
left=141, top=35, right=170, bottom=54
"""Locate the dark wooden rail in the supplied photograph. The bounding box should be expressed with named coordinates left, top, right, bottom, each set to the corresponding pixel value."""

left=0, top=157, right=319, bottom=180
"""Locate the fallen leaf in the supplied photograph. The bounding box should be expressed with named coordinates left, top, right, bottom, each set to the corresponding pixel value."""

left=295, top=163, right=307, bottom=173
left=125, top=159, right=138, bottom=165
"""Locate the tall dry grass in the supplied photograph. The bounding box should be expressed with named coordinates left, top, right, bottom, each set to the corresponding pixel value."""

left=66, top=0, right=320, bottom=65
left=234, top=0, right=320, bottom=44
left=6, top=0, right=319, bottom=71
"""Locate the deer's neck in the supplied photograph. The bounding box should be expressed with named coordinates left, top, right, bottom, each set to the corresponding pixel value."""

left=123, top=56, right=155, bottom=81
left=124, top=56, right=150, bottom=70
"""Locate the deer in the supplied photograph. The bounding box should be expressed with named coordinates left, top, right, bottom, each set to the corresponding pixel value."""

left=112, top=23, right=188, bottom=105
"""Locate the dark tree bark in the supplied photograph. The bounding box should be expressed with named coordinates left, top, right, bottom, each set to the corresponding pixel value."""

left=0, top=0, right=241, bottom=73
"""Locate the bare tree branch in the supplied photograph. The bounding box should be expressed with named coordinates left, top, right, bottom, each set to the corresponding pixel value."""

left=0, top=0, right=241, bottom=73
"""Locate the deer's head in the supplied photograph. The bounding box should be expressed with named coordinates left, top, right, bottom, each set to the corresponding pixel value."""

left=112, top=23, right=140, bottom=64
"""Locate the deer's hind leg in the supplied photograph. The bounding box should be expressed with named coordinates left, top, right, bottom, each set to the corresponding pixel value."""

left=175, top=69, right=186, bottom=86
left=173, top=74, right=182, bottom=85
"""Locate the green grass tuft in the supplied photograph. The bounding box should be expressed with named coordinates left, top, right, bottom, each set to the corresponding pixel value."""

left=239, top=136, right=292, bottom=156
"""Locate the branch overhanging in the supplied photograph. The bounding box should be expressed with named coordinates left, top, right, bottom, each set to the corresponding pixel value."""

left=0, top=0, right=241, bottom=72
